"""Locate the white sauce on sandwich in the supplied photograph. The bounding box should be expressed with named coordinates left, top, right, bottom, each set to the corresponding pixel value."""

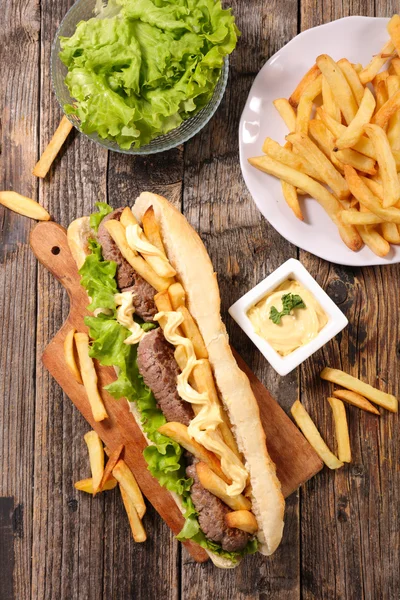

left=114, top=292, right=145, bottom=345
left=125, top=224, right=176, bottom=277
left=155, top=310, right=248, bottom=497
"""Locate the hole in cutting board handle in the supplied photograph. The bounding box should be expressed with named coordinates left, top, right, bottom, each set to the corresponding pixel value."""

left=51, top=246, right=61, bottom=255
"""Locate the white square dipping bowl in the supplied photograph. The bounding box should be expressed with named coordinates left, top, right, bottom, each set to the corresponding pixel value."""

left=228, top=258, right=348, bottom=376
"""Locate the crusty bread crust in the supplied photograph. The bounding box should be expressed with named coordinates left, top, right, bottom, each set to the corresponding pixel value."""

left=133, top=192, right=285, bottom=555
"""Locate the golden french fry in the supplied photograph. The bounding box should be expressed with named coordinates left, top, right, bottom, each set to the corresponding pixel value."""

left=359, top=176, right=384, bottom=202
left=381, top=221, right=400, bottom=243
left=333, top=148, right=377, bottom=175
left=374, top=79, right=389, bottom=113
left=339, top=211, right=383, bottom=225
left=120, top=206, right=139, bottom=228
left=391, top=57, right=400, bottom=76
left=125, top=223, right=176, bottom=279
left=289, top=63, right=320, bottom=108
left=113, top=459, right=146, bottom=519
left=248, top=155, right=362, bottom=251
left=296, top=75, right=322, bottom=134
left=177, top=306, right=208, bottom=359
left=316, top=108, right=377, bottom=159
left=287, top=132, right=350, bottom=200
left=225, top=510, right=258, bottom=534
left=327, top=397, right=351, bottom=463
left=74, top=333, right=108, bottom=422
left=104, top=220, right=173, bottom=291
left=333, top=389, right=380, bottom=415
left=195, top=463, right=251, bottom=511
left=262, top=137, right=322, bottom=180
left=335, top=87, right=376, bottom=150
left=321, top=367, right=398, bottom=412
left=337, top=58, right=365, bottom=105
left=142, top=206, right=166, bottom=255
left=273, top=98, right=297, bottom=132
left=359, top=40, right=395, bottom=84
left=322, top=75, right=341, bottom=121
left=64, top=328, right=83, bottom=384
left=119, top=485, right=147, bottom=543
left=84, top=430, right=105, bottom=494
left=388, top=14, right=400, bottom=57
left=98, top=444, right=124, bottom=493
left=32, top=116, right=73, bottom=178
left=168, top=282, right=186, bottom=310
left=316, top=54, right=358, bottom=124
left=308, top=119, right=336, bottom=158
left=74, top=477, right=117, bottom=494
left=158, top=422, right=229, bottom=483
left=281, top=179, right=303, bottom=220
left=364, top=124, right=400, bottom=207
left=154, top=290, right=183, bottom=335
left=290, top=400, right=343, bottom=469
left=372, top=89, right=400, bottom=129
left=0, top=191, right=50, bottom=221
left=344, top=165, right=400, bottom=223
left=386, top=76, right=400, bottom=151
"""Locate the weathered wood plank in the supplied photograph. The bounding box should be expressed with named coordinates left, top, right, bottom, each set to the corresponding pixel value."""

left=299, top=4, right=400, bottom=600
left=0, top=1, right=41, bottom=598
left=180, top=0, right=300, bottom=596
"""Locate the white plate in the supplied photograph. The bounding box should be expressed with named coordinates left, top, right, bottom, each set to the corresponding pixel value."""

left=239, top=16, right=399, bottom=267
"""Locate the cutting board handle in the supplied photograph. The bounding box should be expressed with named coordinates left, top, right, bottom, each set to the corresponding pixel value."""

left=30, top=222, right=85, bottom=303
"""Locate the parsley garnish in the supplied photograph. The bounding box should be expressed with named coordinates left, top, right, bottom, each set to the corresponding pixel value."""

left=269, top=293, right=306, bottom=324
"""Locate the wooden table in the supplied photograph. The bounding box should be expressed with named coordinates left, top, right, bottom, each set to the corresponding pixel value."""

left=0, top=1, right=399, bottom=599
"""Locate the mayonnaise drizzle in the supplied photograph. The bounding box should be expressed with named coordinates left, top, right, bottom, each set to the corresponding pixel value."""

left=156, top=310, right=248, bottom=496
left=114, top=292, right=145, bottom=345
left=125, top=224, right=176, bottom=277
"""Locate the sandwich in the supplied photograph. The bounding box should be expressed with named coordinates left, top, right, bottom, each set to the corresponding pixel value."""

left=67, top=192, right=285, bottom=567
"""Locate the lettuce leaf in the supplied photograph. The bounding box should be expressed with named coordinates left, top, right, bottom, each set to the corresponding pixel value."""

left=79, top=239, right=118, bottom=313
left=90, top=201, right=114, bottom=232
left=59, top=0, right=239, bottom=149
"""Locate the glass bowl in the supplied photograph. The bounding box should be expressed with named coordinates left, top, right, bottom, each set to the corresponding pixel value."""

left=51, top=0, right=229, bottom=155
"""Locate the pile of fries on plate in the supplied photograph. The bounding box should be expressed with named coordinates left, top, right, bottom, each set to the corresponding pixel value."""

left=250, top=15, right=400, bottom=257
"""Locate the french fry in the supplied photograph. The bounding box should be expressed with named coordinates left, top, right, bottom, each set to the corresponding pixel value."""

left=374, top=79, right=389, bottom=113
left=344, top=165, right=400, bottom=223
left=32, top=115, right=73, bottom=178
left=177, top=306, right=208, bottom=359
left=296, top=75, right=322, bottom=134
left=168, top=282, right=186, bottom=310
left=387, top=14, right=400, bottom=57
left=316, top=54, right=358, bottom=124
left=74, top=332, right=108, bottom=422
left=119, top=485, right=147, bottom=543
left=289, top=63, right=320, bottom=108
left=142, top=206, right=166, bottom=255
left=281, top=179, right=303, bottom=220
left=320, top=367, right=398, bottom=412
left=64, top=328, right=83, bottom=384
left=339, top=211, right=383, bottom=225
left=84, top=431, right=105, bottom=494
left=273, top=98, right=297, bottom=132
left=358, top=225, right=391, bottom=257
left=154, top=290, right=183, bottom=335
left=158, top=422, right=229, bottom=483
left=224, top=510, right=258, bottom=534
left=98, top=444, right=124, bottom=494
left=287, top=132, right=350, bottom=200
left=359, top=175, right=384, bottom=202
left=125, top=223, right=176, bottom=279
left=322, top=75, right=341, bottom=121
left=333, top=148, right=377, bottom=175
left=372, top=89, right=400, bottom=129
left=381, top=221, right=400, bottom=244
left=327, top=397, right=351, bottom=463
left=333, top=389, right=380, bottom=415
left=391, top=57, right=400, bottom=77
left=338, top=58, right=365, bottom=105
left=248, top=155, right=362, bottom=251
left=364, top=124, right=400, bottom=207
left=74, top=477, right=117, bottom=494
left=290, top=400, right=343, bottom=469
left=359, top=40, right=395, bottom=84
left=386, top=76, right=400, bottom=151
left=195, top=463, right=251, bottom=511
left=317, top=108, right=377, bottom=159
left=0, top=191, right=50, bottom=221
left=120, top=206, right=139, bottom=228
left=335, top=87, right=376, bottom=150
left=104, top=220, right=173, bottom=291
left=112, top=459, right=146, bottom=519
left=262, top=137, right=322, bottom=180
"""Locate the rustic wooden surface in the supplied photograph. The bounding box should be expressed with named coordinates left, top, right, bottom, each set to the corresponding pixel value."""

left=0, top=0, right=399, bottom=599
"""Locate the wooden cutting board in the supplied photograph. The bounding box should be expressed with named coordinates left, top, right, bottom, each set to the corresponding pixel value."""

left=30, top=221, right=323, bottom=564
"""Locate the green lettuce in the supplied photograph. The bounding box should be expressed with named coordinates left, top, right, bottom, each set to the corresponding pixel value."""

left=79, top=227, right=256, bottom=561
left=59, top=0, right=239, bottom=149
left=90, top=201, right=114, bottom=232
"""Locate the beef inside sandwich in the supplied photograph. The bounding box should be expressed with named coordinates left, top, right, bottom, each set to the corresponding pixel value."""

left=68, top=193, right=284, bottom=566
